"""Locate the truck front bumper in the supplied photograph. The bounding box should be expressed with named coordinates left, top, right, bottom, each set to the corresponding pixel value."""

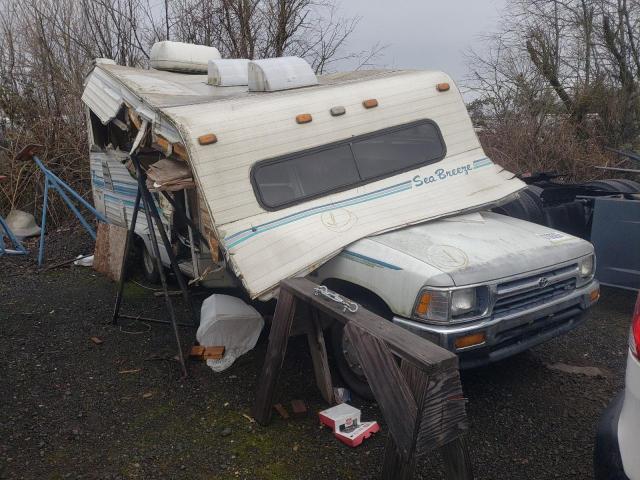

left=392, top=280, right=600, bottom=368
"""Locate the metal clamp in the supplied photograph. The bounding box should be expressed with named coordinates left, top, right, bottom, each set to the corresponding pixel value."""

left=313, top=285, right=359, bottom=313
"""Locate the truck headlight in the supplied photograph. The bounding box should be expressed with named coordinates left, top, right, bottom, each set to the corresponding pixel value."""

left=451, top=288, right=477, bottom=316
left=413, top=287, right=486, bottom=324
left=579, top=254, right=595, bottom=278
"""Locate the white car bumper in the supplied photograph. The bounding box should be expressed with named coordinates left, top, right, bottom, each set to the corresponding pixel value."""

left=619, top=352, right=640, bottom=479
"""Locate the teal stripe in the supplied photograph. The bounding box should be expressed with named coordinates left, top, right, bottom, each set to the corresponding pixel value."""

left=340, top=250, right=402, bottom=270
left=473, top=157, right=492, bottom=168
left=226, top=180, right=412, bottom=248
left=225, top=156, right=494, bottom=249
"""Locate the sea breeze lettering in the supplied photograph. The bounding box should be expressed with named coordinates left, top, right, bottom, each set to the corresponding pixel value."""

left=412, top=163, right=473, bottom=187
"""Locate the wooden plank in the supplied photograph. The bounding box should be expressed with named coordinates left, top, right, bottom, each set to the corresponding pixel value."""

left=344, top=322, right=417, bottom=460
left=107, top=224, right=128, bottom=282
left=252, top=289, right=297, bottom=425
left=93, top=222, right=110, bottom=278
left=206, top=228, right=220, bottom=263
left=93, top=223, right=128, bottom=282
left=290, top=399, right=307, bottom=417
left=415, top=366, right=467, bottom=455
left=305, top=307, right=334, bottom=405
left=203, top=346, right=225, bottom=360
left=273, top=403, right=289, bottom=419
left=153, top=134, right=172, bottom=156
left=282, top=278, right=458, bottom=375
left=381, top=360, right=430, bottom=479
left=172, top=143, right=189, bottom=161
left=441, top=437, right=474, bottom=480
left=189, top=345, right=206, bottom=358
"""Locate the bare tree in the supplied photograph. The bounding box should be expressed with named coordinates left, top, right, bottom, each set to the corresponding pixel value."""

left=168, top=0, right=380, bottom=73
left=464, top=0, right=640, bottom=182
left=0, top=0, right=379, bottom=224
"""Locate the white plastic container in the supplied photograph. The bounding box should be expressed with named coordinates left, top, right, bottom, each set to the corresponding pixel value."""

left=196, top=294, right=264, bottom=372
left=208, top=59, right=250, bottom=86
left=248, top=56, right=318, bottom=92
left=150, top=41, right=221, bottom=73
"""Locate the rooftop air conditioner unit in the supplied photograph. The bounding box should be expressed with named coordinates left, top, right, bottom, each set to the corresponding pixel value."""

left=150, top=41, right=221, bottom=74
left=207, top=59, right=250, bottom=86
left=248, top=57, right=318, bottom=92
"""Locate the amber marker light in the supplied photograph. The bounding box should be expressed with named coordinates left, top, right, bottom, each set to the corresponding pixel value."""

left=436, top=82, right=450, bottom=92
left=362, top=99, right=378, bottom=109
left=454, top=332, right=486, bottom=350
left=415, top=292, right=432, bottom=316
left=198, top=133, right=218, bottom=145
left=296, top=113, right=313, bottom=124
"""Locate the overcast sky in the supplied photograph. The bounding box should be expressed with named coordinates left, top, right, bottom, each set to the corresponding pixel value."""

left=334, top=0, right=507, bottom=88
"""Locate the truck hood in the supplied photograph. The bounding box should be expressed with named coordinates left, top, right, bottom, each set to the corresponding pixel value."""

left=369, top=211, right=593, bottom=285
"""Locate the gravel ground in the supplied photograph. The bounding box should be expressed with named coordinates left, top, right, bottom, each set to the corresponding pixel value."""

left=1, top=228, right=637, bottom=479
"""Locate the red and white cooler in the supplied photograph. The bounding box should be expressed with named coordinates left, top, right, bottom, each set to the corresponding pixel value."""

left=318, top=403, right=380, bottom=447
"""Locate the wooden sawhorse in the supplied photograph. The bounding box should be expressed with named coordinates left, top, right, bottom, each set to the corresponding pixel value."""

left=253, top=278, right=474, bottom=479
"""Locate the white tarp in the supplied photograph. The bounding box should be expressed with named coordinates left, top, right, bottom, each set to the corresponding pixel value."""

left=196, top=294, right=264, bottom=372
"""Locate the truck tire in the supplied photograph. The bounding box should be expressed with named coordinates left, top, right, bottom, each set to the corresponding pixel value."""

left=493, top=185, right=546, bottom=225
left=329, top=291, right=392, bottom=400
left=586, top=178, right=640, bottom=193
left=142, top=244, right=161, bottom=284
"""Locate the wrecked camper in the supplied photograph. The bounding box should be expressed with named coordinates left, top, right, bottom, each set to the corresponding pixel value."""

left=82, top=42, right=600, bottom=395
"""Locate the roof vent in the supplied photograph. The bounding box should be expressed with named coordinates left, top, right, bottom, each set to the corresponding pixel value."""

left=207, top=59, right=250, bottom=86
left=248, top=57, right=318, bottom=92
left=150, top=41, right=221, bottom=74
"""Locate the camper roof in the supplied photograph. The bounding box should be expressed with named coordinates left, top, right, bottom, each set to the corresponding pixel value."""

left=83, top=62, right=524, bottom=299
left=84, top=62, right=431, bottom=111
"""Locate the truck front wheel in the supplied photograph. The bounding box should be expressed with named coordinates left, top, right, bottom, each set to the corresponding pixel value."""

left=329, top=291, right=392, bottom=400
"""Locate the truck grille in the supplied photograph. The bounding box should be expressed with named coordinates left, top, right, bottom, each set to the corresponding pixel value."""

left=492, top=264, right=578, bottom=317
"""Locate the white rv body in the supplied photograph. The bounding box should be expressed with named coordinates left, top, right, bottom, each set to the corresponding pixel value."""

left=82, top=63, right=523, bottom=298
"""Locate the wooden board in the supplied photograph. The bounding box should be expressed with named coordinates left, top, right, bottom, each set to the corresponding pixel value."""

left=282, top=278, right=458, bottom=375
left=273, top=403, right=289, bottom=419
left=252, top=289, right=297, bottom=425
left=415, top=367, right=467, bottom=454
left=203, top=346, right=225, bottom=360
left=93, top=222, right=128, bottom=282
left=344, top=322, right=417, bottom=460
left=305, top=307, right=334, bottom=404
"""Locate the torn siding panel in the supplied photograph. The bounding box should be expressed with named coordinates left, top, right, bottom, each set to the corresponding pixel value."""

left=89, top=149, right=169, bottom=240
left=83, top=67, right=157, bottom=126
left=82, top=69, right=123, bottom=124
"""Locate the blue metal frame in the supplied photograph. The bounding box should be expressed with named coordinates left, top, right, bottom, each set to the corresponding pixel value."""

left=33, top=155, right=107, bottom=266
left=0, top=214, right=28, bottom=256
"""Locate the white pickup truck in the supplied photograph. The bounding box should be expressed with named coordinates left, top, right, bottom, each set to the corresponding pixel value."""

left=314, top=211, right=599, bottom=396
left=82, top=44, right=600, bottom=396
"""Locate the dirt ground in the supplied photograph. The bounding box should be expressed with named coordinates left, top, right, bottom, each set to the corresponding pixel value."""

left=1, top=227, right=637, bottom=479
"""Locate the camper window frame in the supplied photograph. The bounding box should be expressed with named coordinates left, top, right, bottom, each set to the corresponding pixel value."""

left=250, top=119, right=447, bottom=211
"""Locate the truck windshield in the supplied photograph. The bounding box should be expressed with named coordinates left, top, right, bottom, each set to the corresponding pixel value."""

left=251, top=119, right=446, bottom=210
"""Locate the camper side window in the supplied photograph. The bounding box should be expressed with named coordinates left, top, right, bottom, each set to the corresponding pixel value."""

left=251, top=119, right=446, bottom=210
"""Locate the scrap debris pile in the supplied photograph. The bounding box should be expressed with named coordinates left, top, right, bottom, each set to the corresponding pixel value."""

left=146, top=158, right=194, bottom=192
